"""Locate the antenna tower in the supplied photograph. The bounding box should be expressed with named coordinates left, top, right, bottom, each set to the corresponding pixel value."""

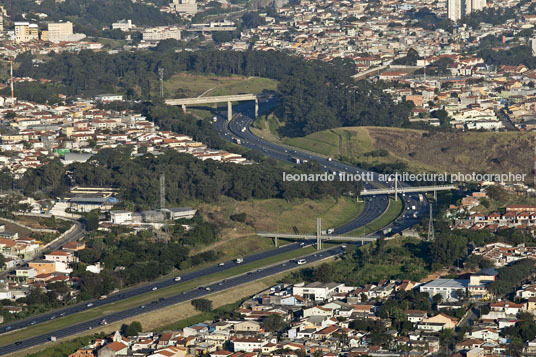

left=533, top=141, right=536, bottom=188
left=427, top=203, right=435, bottom=241
left=160, top=174, right=165, bottom=209
left=158, top=67, right=164, bottom=99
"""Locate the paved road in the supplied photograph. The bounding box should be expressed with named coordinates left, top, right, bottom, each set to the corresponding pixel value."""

left=0, top=100, right=430, bottom=354
left=0, top=243, right=343, bottom=355
left=0, top=221, right=86, bottom=279
left=214, top=101, right=429, bottom=236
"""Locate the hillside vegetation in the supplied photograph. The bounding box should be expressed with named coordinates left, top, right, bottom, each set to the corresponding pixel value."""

left=284, top=127, right=536, bottom=175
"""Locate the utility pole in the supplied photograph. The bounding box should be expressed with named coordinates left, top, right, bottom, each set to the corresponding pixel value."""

left=9, top=57, right=14, bottom=99
left=158, top=67, right=164, bottom=99
left=394, top=173, right=398, bottom=201
left=316, top=217, right=322, bottom=250
left=160, top=174, right=165, bottom=210
left=427, top=203, right=435, bottom=241
left=533, top=140, right=536, bottom=188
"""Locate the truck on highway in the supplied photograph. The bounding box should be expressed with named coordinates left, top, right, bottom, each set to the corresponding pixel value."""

left=291, top=157, right=301, bottom=164
left=234, top=138, right=241, bottom=145
left=99, top=295, right=107, bottom=300
left=50, top=336, right=57, bottom=342
left=411, top=205, right=416, bottom=210
left=235, top=258, right=243, bottom=264
left=241, top=127, right=246, bottom=133
left=327, top=228, right=335, bottom=234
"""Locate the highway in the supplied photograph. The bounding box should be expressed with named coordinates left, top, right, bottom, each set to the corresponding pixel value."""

left=214, top=100, right=429, bottom=236
left=0, top=101, right=429, bottom=354
left=0, top=242, right=344, bottom=355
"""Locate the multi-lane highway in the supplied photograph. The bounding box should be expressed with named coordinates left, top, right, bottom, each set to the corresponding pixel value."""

left=214, top=101, right=429, bottom=236
left=0, top=242, right=343, bottom=355
left=0, top=100, right=429, bottom=355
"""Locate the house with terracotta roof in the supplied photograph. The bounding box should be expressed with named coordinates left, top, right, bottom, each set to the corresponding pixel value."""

left=97, top=341, right=128, bottom=356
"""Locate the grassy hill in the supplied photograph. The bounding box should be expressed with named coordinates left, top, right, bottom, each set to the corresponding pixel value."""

left=282, top=127, right=536, bottom=175
left=164, top=73, right=278, bottom=98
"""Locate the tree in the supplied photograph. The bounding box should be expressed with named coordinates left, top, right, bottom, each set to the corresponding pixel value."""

left=86, top=211, right=100, bottom=231
left=432, top=293, right=443, bottom=305
left=125, top=321, right=142, bottom=336
left=191, top=298, right=212, bottom=312
left=212, top=32, right=234, bottom=43
left=263, top=314, right=287, bottom=332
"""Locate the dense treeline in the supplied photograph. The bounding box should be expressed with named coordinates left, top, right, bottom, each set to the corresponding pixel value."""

left=479, top=45, right=536, bottom=69
left=461, top=7, right=517, bottom=29
left=18, top=146, right=354, bottom=204
left=145, top=103, right=227, bottom=150
left=1, top=0, right=180, bottom=36
left=15, top=49, right=411, bottom=137
left=488, top=259, right=536, bottom=296
left=75, top=226, right=221, bottom=298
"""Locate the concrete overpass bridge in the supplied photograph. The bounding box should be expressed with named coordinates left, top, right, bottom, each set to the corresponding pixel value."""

left=256, top=218, right=380, bottom=250
left=165, top=94, right=258, bottom=120
left=361, top=184, right=456, bottom=200
left=257, top=232, right=380, bottom=250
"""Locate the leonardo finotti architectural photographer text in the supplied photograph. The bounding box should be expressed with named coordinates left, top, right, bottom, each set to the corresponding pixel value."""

left=282, top=171, right=528, bottom=183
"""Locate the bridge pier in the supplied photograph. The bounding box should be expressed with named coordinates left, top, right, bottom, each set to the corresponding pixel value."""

left=434, top=190, right=437, bottom=201
left=227, top=101, right=232, bottom=121
left=255, top=99, right=258, bottom=119
left=274, top=236, right=278, bottom=247
left=181, top=104, right=187, bottom=113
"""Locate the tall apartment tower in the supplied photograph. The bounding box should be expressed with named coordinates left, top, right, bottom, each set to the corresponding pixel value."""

left=471, top=0, right=487, bottom=12
left=448, top=0, right=486, bottom=22
left=447, top=0, right=464, bottom=22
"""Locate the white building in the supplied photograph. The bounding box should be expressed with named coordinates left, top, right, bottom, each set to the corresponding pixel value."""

left=14, top=22, right=38, bottom=42
left=112, top=19, right=135, bottom=32
left=292, top=282, right=344, bottom=302
left=110, top=210, right=132, bottom=224
left=419, top=279, right=468, bottom=302
left=447, top=0, right=464, bottom=22
left=47, top=21, right=86, bottom=43
left=170, top=0, right=198, bottom=15
left=142, top=26, right=181, bottom=42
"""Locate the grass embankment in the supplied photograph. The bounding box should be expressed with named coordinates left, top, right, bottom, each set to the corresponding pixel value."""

left=345, top=198, right=403, bottom=236
left=0, top=245, right=323, bottom=348
left=282, top=126, right=536, bottom=175
left=201, top=196, right=363, bottom=236
left=20, top=257, right=337, bottom=357
left=164, top=73, right=278, bottom=98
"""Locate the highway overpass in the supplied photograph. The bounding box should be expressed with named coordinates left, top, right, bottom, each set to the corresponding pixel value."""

left=361, top=184, right=456, bottom=200
left=257, top=232, right=380, bottom=250
left=165, top=94, right=258, bottom=120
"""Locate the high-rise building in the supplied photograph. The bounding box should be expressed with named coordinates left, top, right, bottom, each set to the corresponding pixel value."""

left=471, top=0, right=487, bottom=12
left=14, top=22, right=39, bottom=42
left=448, top=0, right=486, bottom=22
left=447, top=0, right=463, bottom=22
left=47, top=22, right=86, bottom=43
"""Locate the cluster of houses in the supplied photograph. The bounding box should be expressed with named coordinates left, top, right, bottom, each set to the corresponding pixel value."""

left=0, top=96, right=246, bottom=179
left=0, top=240, right=87, bottom=314
left=454, top=204, right=536, bottom=232
left=66, top=270, right=536, bottom=357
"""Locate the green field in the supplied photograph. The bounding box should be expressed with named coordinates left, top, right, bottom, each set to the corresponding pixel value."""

left=345, top=198, right=403, bottom=236
left=164, top=73, right=278, bottom=98
left=201, top=196, right=364, bottom=236
left=0, top=245, right=322, bottom=347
